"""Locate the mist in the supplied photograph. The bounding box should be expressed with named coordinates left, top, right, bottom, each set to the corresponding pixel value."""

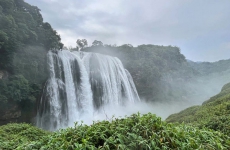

left=156, top=63, right=230, bottom=119
left=60, top=63, right=230, bottom=128
left=79, top=45, right=230, bottom=123
left=64, top=100, right=185, bottom=127
left=66, top=94, right=208, bottom=127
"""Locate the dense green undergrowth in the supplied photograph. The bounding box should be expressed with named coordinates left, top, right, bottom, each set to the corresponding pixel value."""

left=0, top=123, right=50, bottom=150
left=1, top=113, right=230, bottom=150
left=166, top=82, right=230, bottom=136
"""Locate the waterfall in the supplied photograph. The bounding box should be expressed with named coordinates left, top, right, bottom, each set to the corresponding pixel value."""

left=36, top=50, right=140, bottom=130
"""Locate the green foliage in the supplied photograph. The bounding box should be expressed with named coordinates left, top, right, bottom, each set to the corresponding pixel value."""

left=12, top=46, right=48, bottom=83
left=166, top=82, right=230, bottom=136
left=0, top=30, right=8, bottom=47
left=0, top=123, right=50, bottom=150
left=188, top=59, right=230, bottom=75
left=0, top=75, right=41, bottom=110
left=165, top=106, right=201, bottom=123
left=0, top=0, right=63, bottom=123
left=0, top=0, right=63, bottom=70
left=1, top=113, right=230, bottom=149
left=4, top=75, right=30, bottom=102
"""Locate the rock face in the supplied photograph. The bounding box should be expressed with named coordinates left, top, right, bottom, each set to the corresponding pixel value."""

left=0, top=105, right=21, bottom=125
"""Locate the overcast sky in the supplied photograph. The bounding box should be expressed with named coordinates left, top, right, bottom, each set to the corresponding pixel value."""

left=25, top=0, right=230, bottom=62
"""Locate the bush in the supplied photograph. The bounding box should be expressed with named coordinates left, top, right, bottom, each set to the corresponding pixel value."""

left=0, top=123, right=50, bottom=150
left=4, top=113, right=228, bottom=150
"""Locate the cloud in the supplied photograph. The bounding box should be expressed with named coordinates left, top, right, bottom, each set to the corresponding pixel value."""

left=25, top=0, right=230, bottom=61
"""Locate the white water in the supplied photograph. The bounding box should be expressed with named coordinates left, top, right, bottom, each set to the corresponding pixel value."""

left=36, top=50, right=140, bottom=130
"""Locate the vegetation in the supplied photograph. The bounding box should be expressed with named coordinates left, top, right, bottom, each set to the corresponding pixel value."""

left=0, top=0, right=63, bottom=71
left=0, top=123, right=50, bottom=150
left=0, top=0, right=63, bottom=123
left=188, top=59, right=230, bottom=75
left=0, top=4, right=230, bottom=150
left=166, top=82, right=230, bottom=136
left=1, top=113, right=230, bottom=149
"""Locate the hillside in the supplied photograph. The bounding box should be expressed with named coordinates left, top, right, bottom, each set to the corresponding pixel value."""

left=188, top=59, right=230, bottom=75
left=166, top=82, right=230, bottom=136
left=0, top=0, right=63, bottom=124
left=1, top=113, right=230, bottom=149
left=0, top=0, right=63, bottom=71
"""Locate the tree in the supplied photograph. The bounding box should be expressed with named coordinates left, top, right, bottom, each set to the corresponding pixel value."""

left=92, top=40, right=103, bottom=46
left=76, top=39, right=87, bottom=50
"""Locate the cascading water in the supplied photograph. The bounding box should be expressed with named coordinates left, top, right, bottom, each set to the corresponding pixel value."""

left=36, top=50, right=140, bottom=130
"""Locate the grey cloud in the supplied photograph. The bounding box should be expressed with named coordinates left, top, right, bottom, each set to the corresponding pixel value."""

left=25, top=0, right=230, bottom=61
